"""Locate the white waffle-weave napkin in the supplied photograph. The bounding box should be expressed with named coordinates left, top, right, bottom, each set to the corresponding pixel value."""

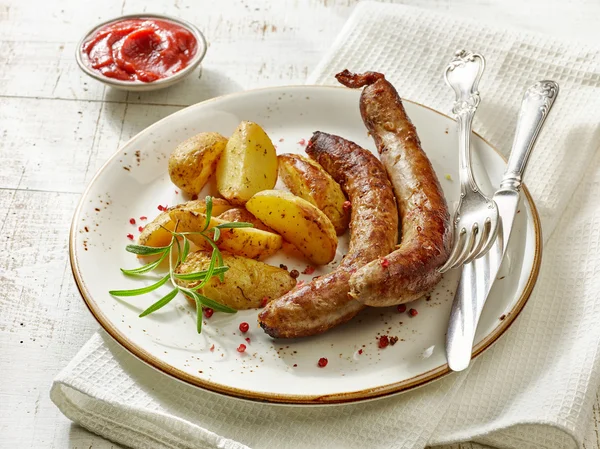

left=52, top=2, right=600, bottom=448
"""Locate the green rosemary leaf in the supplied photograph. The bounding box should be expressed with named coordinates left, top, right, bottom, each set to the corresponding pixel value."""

left=195, top=247, right=219, bottom=289
left=177, top=231, right=218, bottom=236
left=213, top=227, right=221, bottom=242
left=125, top=244, right=170, bottom=255
left=199, top=234, right=225, bottom=283
left=174, top=235, right=182, bottom=265
left=202, top=196, right=213, bottom=232
left=139, top=288, right=179, bottom=317
left=181, top=236, right=190, bottom=262
left=200, top=233, right=219, bottom=251
left=109, top=274, right=170, bottom=296
left=196, top=293, right=237, bottom=313
left=215, top=245, right=225, bottom=281
left=173, top=266, right=229, bottom=281
left=120, top=250, right=169, bottom=276
left=188, top=291, right=203, bottom=333
left=215, top=250, right=225, bottom=282
left=214, top=222, right=254, bottom=229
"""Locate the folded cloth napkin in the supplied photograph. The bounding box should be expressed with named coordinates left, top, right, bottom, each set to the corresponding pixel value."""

left=52, top=2, right=600, bottom=448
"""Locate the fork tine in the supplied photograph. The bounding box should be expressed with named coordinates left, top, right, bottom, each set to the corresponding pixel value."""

left=463, top=220, right=488, bottom=265
left=439, top=227, right=467, bottom=273
left=475, top=217, right=499, bottom=260
left=449, top=222, right=478, bottom=269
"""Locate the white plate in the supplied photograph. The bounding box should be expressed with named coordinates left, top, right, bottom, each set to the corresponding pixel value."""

left=70, top=86, right=541, bottom=404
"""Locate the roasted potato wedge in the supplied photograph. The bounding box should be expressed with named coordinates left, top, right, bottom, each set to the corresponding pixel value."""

left=138, top=212, right=173, bottom=248
left=278, top=153, right=349, bottom=235
left=216, top=121, right=278, bottom=205
left=169, top=208, right=282, bottom=260
left=177, top=198, right=233, bottom=216
left=138, top=198, right=233, bottom=248
left=169, top=132, right=228, bottom=195
left=218, top=208, right=275, bottom=233
left=246, top=190, right=338, bottom=265
left=175, top=251, right=296, bottom=310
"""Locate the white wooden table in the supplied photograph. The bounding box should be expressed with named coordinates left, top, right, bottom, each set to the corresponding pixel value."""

left=2, top=0, right=600, bottom=447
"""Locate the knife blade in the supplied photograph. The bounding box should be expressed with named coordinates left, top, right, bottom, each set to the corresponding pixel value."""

left=446, top=80, right=559, bottom=371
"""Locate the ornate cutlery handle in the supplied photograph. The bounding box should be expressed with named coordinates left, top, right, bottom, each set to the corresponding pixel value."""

left=500, top=81, right=559, bottom=192
left=445, top=50, right=486, bottom=193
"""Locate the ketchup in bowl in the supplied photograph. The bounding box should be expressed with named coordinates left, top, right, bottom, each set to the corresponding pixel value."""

left=81, top=18, right=198, bottom=83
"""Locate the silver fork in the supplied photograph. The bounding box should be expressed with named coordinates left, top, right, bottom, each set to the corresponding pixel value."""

left=439, top=50, right=499, bottom=273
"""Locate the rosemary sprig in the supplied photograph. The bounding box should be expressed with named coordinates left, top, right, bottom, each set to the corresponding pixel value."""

left=109, top=196, right=251, bottom=332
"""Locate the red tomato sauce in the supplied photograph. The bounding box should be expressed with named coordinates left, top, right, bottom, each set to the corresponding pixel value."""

left=82, top=18, right=198, bottom=82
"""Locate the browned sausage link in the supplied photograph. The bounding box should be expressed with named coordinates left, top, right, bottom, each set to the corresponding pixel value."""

left=336, top=70, right=451, bottom=307
left=258, top=132, right=398, bottom=338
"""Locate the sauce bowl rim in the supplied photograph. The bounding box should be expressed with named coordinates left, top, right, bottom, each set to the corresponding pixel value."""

left=75, top=13, right=208, bottom=89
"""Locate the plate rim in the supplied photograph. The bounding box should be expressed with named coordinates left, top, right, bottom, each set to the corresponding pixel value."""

left=69, top=85, right=542, bottom=405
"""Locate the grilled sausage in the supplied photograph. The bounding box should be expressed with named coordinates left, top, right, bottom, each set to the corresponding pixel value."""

left=258, top=132, right=398, bottom=338
left=336, top=70, right=451, bottom=307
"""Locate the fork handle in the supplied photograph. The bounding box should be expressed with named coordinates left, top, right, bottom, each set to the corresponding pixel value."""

left=456, top=97, right=480, bottom=193
left=448, top=51, right=486, bottom=194
left=500, top=81, right=559, bottom=192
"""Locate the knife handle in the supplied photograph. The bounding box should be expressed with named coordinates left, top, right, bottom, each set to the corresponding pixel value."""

left=500, top=80, right=559, bottom=192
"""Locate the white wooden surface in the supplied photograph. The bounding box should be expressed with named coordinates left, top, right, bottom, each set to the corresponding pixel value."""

left=1, top=0, right=600, bottom=448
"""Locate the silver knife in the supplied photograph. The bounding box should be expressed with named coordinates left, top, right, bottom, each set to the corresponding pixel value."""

left=446, top=80, right=559, bottom=371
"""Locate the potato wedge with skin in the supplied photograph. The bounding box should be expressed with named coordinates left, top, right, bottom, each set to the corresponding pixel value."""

left=138, top=212, right=173, bottom=248
left=169, top=208, right=282, bottom=260
left=176, top=251, right=296, bottom=310
left=278, top=153, right=350, bottom=235
left=216, top=121, right=278, bottom=205
left=218, top=208, right=275, bottom=233
left=246, top=190, right=338, bottom=265
left=138, top=198, right=233, bottom=248
left=176, top=198, right=233, bottom=216
left=169, top=132, right=228, bottom=195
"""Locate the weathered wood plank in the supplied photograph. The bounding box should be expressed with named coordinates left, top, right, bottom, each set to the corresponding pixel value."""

left=0, top=0, right=359, bottom=104
left=0, top=97, right=113, bottom=192
left=0, top=189, right=100, bottom=447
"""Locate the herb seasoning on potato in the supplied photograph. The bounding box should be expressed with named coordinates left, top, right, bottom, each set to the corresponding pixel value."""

left=138, top=198, right=233, bottom=249
left=175, top=251, right=296, bottom=310
left=246, top=189, right=338, bottom=265
left=216, top=121, right=278, bottom=205
left=169, top=208, right=283, bottom=260
left=217, top=208, right=276, bottom=233
left=278, top=153, right=350, bottom=235
left=169, top=132, right=228, bottom=195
